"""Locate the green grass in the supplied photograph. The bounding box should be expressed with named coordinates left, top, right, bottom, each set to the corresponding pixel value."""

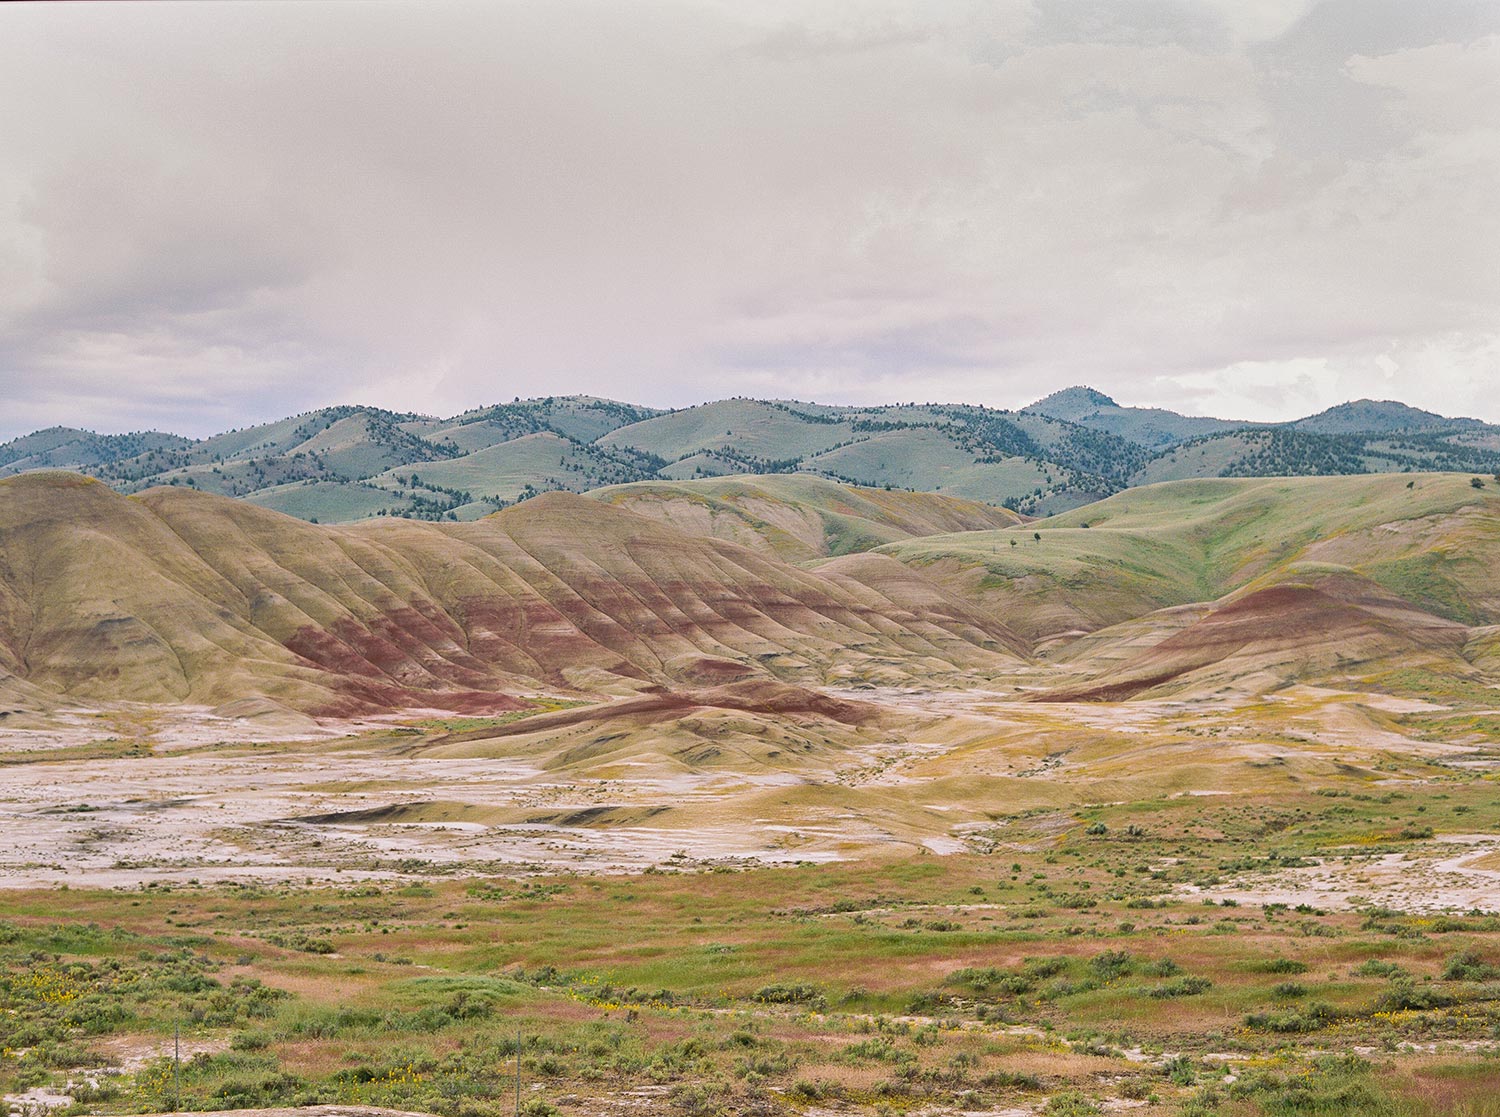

left=3, top=779, right=1498, bottom=1115
left=382, top=432, right=633, bottom=504
left=243, top=480, right=411, bottom=523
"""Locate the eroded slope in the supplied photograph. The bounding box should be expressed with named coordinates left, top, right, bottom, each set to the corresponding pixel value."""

left=0, top=474, right=1023, bottom=714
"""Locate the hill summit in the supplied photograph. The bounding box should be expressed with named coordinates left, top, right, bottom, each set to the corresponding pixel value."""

left=1027, top=386, right=1119, bottom=417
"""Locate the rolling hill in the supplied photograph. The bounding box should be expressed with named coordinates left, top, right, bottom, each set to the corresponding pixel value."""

left=0, top=472, right=1024, bottom=716
left=877, top=472, right=1500, bottom=700
left=6, top=390, right=1499, bottom=525
left=1028, top=388, right=1500, bottom=485
left=3, top=467, right=1500, bottom=716
left=0, top=426, right=192, bottom=476
left=1024, top=386, right=1244, bottom=449
left=588, top=474, right=1023, bottom=562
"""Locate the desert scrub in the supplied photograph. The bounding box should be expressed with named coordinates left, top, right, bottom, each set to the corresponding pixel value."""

left=750, top=983, right=825, bottom=1009
left=1144, top=975, right=1212, bottom=998
left=1245, top=1001, right=1341, bottom=1033
left=263, top=929, right=336, bottom=954
left=1042, top=1090, right=1101, bottom=1115
left=0, top=935, right=285, bottom=1054
left=1223, top=1054, right=1404, bottom=1116
left=1442, top=947, right=1500, bottom=981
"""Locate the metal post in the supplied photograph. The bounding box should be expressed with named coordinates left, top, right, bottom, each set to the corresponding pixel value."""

left=514, top=1026, right=522, bottom=1116
left=173, top=1019, right=180, bottom=1110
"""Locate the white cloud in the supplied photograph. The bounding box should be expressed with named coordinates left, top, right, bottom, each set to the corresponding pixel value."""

left=0, top=1, right=1495, bottom=439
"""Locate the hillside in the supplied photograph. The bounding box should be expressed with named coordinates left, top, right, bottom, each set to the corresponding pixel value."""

left=1293, top=398, right=1481, bottom=434
left=5, top=469, right=1500, bottom=715
left=876, top=473, right=1500, bottom=699
left=0, top=426, right=191, bottom=476
left=1027, top=390, right=1500, bottom=481
left=589, top=474, right=1023, bottom=562
left=0, top=394, right=1172, bottom=522
left=1135, top=426, right=1500, bottom=484
left=0, top=472, right=1023, bottom=715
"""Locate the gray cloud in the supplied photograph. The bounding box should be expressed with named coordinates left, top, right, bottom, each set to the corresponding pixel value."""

left=0, top=0, right=1495, bottom=439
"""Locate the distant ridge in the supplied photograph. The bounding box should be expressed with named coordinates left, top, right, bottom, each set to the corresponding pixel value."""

left=1293, top=399, right=1482, bottom=435
left=4, top=390, right=1499, bottom=524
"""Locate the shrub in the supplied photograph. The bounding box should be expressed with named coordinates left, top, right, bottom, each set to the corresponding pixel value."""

left=1258, top=958, right=1309, bottom=974
left=1044, top=1090, right=1102, bottom=1115
left=751, top=984, right=825, bottom=1009
left=1443, top=948, right=1500, bottom=982
left=1089, top=950, right=1134, bottom=980
left=1146, top=976, right=1212, bottom=998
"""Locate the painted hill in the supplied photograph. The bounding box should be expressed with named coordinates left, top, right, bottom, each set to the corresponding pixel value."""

left=6, top=468, right=1500, bottom=715
left=0, top=472, right=1023, bottom=716
left=877, top=472, right=1500, bottom=700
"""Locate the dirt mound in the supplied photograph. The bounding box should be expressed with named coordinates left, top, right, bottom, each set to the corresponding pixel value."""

left=435, top=679, right=885, bottom=748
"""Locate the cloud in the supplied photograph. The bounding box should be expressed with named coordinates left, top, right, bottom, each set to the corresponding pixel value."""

left=0, top=0, right=1495, bottom=440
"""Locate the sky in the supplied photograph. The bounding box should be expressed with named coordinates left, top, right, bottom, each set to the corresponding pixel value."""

left=0, top=0, right=1496, bottom=441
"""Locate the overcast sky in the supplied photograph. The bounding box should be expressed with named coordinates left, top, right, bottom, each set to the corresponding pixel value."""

left=1, top=1, right=1496, bottom=440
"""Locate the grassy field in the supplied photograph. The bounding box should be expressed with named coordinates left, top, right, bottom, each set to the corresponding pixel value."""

left=3, top=776, right=1498, bottom=1117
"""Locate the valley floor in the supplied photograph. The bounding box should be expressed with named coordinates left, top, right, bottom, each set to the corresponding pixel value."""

left=1, top=685, right=1496, bottom=910
left=2, top=685, right=1499, bottom=1116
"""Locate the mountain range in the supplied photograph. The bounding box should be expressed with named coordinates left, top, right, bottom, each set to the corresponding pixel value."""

left=5, top=388, right=1498, bottom=522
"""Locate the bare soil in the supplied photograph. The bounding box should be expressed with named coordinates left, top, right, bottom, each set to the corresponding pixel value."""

left=1, top=687, right=1495, bottom=914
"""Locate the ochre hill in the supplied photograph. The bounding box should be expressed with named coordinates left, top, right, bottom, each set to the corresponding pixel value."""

left=6, top=470, right=1500, bottom=715
left=588, top=474, right=1022, bottom=562
left=0, top=473, right=1023, bottom=715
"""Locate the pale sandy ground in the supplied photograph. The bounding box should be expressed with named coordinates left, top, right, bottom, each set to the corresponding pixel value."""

left=0, top=689, right=1495, bottom=916
left=5, top=1037, right=231, bottom=1117
left=1189, top=833, right=1500, bottom=913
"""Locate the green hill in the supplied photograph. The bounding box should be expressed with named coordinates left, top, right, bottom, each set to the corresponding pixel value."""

left=599, top=399, right=857, bottom=464
left=1293, top=398, right=1478, bottom=434
left=876, top=473, right=1500, bottom=697
left=6, top=389, right=1500, bottom=524
left=883, top=473, right=1500, bottom=629
left=0, top=427, right=191, bottom=477
left=1135, top=427, right=1500, bottom=484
